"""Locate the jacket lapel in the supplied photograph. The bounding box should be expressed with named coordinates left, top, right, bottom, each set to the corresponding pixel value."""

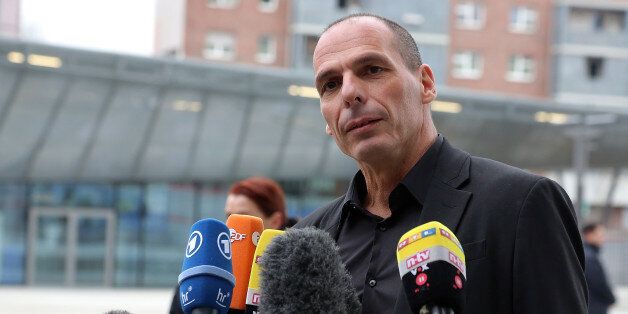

left=419, top=138, right=472, bottom=233
left=394, top=138, right=473, bottom=313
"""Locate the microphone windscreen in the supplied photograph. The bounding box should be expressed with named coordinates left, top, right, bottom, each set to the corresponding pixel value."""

left=259, top=227, right=360, bottom=314
left=178, top=218, right=235, bottom=314
left=226, top=214, right=264, bottom=311
left=396, top=221, right=466, bottom=313
left=245, top=229, right=284, bottom=314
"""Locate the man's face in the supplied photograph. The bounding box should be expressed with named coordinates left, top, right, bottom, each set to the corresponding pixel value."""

left=586, top=226, right=606, bottom=247
left=313, top=18, right=435, bottom=163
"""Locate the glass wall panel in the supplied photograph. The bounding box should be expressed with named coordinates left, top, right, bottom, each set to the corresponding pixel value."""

left=67, top=184, right=114, bottom=208
left=143, top=183, right=194, bottom=286
left=0, top=184, right=27, bottom=284
left=199, top=183, right=229, bottom=221
left=115, top=184, right=143, bottom=287
left=31, top=183, right=70, bottom=207
left=33, top=214, right=68, bottom=285
left=76, top=215, right=108, bottom=286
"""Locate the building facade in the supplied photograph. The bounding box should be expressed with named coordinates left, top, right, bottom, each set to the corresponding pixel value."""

left=160, top=0, right=292, bottom=67
left=447, top=0, right=553, bottom=97
left=552, top=0, right=628, bottom=109
left=0, top=0, right=20, bottom=38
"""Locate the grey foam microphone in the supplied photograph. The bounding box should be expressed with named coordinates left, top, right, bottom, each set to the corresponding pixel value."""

left=258, top=227, right=361, bottom=314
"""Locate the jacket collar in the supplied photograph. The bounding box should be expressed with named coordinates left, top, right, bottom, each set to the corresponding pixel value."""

left=330, top=135, right=472, bottom=239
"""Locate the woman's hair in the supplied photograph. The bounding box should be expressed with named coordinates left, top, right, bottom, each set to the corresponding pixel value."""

left=229, top=176, right=287, bottom=228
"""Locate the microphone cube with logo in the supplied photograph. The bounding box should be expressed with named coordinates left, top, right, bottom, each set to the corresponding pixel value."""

left=178, top=218, right=236, bottom=314
left=226, top=214, right=264, bottom=312
left=397, top=221, right=466, bottom=313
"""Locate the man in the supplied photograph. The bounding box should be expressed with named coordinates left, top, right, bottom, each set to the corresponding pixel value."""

left=295, top=13, right=587, bottom=313
left=582, top=223, right=616, bottom=314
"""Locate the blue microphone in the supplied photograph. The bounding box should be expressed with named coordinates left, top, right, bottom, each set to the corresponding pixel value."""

left=178, top=218, right=236, bottom=314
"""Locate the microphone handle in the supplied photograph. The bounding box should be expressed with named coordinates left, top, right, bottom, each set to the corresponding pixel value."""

left=191, top=309, right=220, bottom=314
left=419, top=305, right=456, bottom=314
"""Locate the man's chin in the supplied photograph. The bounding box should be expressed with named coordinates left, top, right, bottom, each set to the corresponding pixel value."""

left=349, top=141, right=394, bottom=163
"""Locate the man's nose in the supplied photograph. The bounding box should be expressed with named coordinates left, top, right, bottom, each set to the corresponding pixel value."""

left=341, top=74, right=365, bottom=107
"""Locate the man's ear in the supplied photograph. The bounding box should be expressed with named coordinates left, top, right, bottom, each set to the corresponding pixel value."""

left=418, top=64, right=436, bottom=105
left=325, top=124, right=333, bottom=136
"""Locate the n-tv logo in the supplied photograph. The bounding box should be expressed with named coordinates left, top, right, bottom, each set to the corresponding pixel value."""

left=186, top=231, right=203, bottom=258
left=251, top=293, right=260, bottom=305
left=449, top=251, right=465, bottom=272
left=405, top=249, right=431, bottom=270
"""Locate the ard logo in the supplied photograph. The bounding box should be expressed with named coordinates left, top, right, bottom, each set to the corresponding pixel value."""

left=186, top=231, right=202, bottom=258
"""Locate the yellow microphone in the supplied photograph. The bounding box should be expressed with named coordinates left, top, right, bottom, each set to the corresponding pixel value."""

left=397, top=221, right=466, bottom=313
left=245, top=229, right=284, bottom=314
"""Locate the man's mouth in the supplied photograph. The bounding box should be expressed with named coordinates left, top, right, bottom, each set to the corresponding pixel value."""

left=346, top=118, right=381, bottom=133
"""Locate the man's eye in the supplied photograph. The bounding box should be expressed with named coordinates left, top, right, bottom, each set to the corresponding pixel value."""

left=368, top=66, right=383, bottom=75
left=324, top=81, right=338, bottom=91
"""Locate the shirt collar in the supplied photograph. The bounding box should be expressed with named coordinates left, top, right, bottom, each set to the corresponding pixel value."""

left=341, top=134, right=444, bottom=212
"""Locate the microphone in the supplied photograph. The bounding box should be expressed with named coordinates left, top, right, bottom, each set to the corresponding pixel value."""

left=396, top=221, right=466, bottom=314
left=258, top=227, right=361, bottom=314
left=178, top=218, right=236, bottom=314
left=225, top=214, right=264, bottom=313
left=245, top=229, right=284, bottom=314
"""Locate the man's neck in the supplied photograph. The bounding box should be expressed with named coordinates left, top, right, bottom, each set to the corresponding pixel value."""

left=358, top=132, right=437, bottom=218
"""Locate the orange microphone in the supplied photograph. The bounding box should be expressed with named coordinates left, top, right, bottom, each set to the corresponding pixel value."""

left=226, top=214, right=264, bottom=313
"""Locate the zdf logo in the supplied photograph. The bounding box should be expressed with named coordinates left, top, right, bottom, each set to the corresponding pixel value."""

left=229, top=228, right=247, bottom=242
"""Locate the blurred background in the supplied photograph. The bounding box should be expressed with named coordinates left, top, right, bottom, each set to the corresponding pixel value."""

left=0, top=0, right=627, bottom=312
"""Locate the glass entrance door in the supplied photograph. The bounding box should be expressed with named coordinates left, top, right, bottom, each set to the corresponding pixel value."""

left=27, top=208, right=115, bottom=286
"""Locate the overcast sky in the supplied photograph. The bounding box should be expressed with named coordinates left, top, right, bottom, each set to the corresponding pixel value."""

left=20, top=0, right=156, bottom=56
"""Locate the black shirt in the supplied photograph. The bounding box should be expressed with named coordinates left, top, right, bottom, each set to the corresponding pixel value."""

left=337, top=135, right=444, bottom=314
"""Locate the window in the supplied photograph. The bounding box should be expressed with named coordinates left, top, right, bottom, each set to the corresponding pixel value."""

left=258, top=0, right=278, bottom=12
left=594, top=10, right=624, bottom=33
left=206, top=0, right=239, bottom=9
left=569, top=8, right=625, bottom=33
left=256, top=35, right=277, bottom=64
left=586, top=57, right=604, bottom=79
left=510, top=6, right=538, bottom=33
left=569, top=8, right=593, bottom=31
left=204, top=32, right=235, bottom=61
left=506, top=55, right=535, bottom=83
left=301, top=35, right=319, bottom=67
left=456, top=2, right=485, bottom=29
left=337, top=0, right=361, bottom=9
left=452, top=51, right=483, bottom=79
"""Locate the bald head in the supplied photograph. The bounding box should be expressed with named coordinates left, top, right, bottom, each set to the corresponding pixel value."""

left=321, top=13, right=422, bottom=70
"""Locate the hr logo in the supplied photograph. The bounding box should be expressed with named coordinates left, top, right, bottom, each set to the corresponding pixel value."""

left=181, top=285, right=194, bottom=306
left=215, top=288, right=231, bottom=308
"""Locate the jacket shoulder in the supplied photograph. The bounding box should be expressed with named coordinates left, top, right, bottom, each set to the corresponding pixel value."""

left=469, top=156, right=543, bottom=186
left=293, top=195, right=345, bottom=232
